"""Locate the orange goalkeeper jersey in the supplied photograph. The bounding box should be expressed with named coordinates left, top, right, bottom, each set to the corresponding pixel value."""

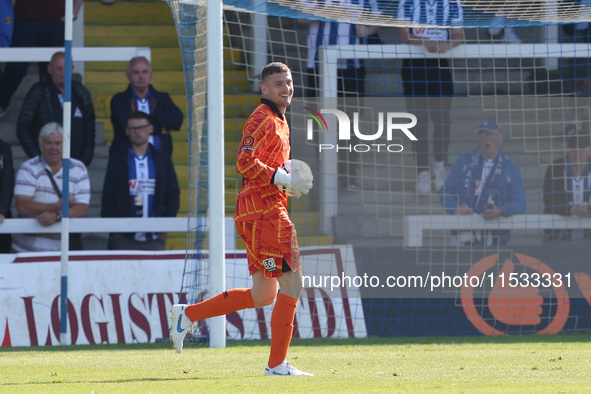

left=234, top=99, right=290, bottom=222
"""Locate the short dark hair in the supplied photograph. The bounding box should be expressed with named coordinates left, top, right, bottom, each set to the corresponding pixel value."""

left=261, top=62, right=290, bottom=83
left=126, top=111, right=152, bottom=126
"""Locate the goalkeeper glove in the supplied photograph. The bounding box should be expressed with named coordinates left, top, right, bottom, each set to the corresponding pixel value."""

left=273, top=167, right=294, bottom=196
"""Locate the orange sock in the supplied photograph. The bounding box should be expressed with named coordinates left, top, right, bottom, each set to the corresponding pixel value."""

left=268, top=293, right=298, bottom=368
left=185, top=288, right=254, bottom=322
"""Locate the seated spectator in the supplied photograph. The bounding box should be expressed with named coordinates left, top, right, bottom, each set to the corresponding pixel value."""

left=101, top=111, right=180, bottom=251
left=0, top=0, right=13, bottom=48
left=543, top=122, right=591, bottom=240
left=0, top=137, right=14, bottom=253
left=12, top=122, right=90, bottom=253
left=16, top=51, right=96, bottom=167
left=110, top=56, right=183, bottom=156
left=439, top=120, right=526, bottom=246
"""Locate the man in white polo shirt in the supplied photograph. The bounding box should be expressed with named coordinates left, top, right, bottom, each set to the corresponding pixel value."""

left=12, top=122, right=90, bottom=252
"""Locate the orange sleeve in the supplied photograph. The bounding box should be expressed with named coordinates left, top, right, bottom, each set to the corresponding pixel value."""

left=236, top=106, right=285, bottom=184
left=234, top=105, right=290, bottom=222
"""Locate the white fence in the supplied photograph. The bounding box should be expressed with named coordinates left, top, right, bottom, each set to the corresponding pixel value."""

left=0, top=217, right=189, bottom=234
left=0, top=217, right=238, bottom=249
left=404, top=214, right=591, bottom=247
left=0, top=47, right=151, bottom=63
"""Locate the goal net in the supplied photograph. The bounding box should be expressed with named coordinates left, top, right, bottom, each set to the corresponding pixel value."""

left=167, top=0, right=591, bottom=342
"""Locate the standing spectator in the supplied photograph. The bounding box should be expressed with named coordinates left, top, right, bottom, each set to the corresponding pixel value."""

left=110, top=56, right=184, bottom=156
left=101, top=111, right=180, bottom=251
left=0, top=137, right=14, bottom=253
left=397, top=0, right=465, bottom=194
left=561, top=20, right=591, bottom=122
left=169, top=63, right=313, bottom=376
left=12, top=122, right=90, bottom=253
left=300, top=0, right=379, bottom=190
left=301, top=0, right=380, bottom=98
left=0, top=0, right=83, bottom=118
left=543, top=123, right=591, bottom=240
left=16, top=51, right=96, bottom=167
left=439, top=120, right=526, bottom=246
left=0, top=0, right=13, bottom=48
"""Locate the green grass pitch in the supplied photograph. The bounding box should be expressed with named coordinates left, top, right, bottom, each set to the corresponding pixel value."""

left=1, top=336, right=590, bottom=392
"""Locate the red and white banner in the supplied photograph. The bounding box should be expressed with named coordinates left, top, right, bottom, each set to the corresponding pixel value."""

left=0, top=246, right=366, bottom=347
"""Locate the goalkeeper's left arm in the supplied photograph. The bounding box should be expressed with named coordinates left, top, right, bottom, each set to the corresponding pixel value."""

left=235, top=125, right=279, bottom=185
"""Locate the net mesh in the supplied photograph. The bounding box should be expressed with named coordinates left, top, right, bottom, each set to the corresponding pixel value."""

left=224, top=0, right=591, bottom=27
left=168, top=1, right=209, bottom=309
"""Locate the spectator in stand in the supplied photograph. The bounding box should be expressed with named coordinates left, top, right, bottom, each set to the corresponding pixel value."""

left=561, top=20, right=591, bottom=123
left=12, top=122, right=90, bottom=252
left=301, top=0, right=380, bottom=98
left=0, top=0, right=13, bottom=48
left=16, top=51, right=96, bottom=167
left=101, top=111, right=180, bottom=251
left=0, top=137, right=14, bottom=253
left=439, top=120, right=526, bottom=246
left=300, top=0, right=380, bottom=190
left=543, top=122, right=591, bottom=240
left=0, top=0, right=83, bottom=118
left=397, top=0, right=465, bottom=195
left=110, top=56, right=184, bottom=156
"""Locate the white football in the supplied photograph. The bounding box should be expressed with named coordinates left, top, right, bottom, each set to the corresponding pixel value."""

left=286, top=159, right=313, bottom=198
left=280, top=160, right=292, bottom=173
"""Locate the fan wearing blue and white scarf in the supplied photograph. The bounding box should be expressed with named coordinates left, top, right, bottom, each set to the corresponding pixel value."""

left=440, top=122, right=526, bottom=246
left=461, top=148, right=506, bottom=214
left=128, top=146, right=157, bottom=242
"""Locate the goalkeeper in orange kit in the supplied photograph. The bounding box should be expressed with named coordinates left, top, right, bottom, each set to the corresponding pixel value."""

left=169, top=62, right=314, bottom=376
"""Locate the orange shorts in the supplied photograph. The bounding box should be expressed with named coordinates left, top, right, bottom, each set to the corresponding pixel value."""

left=235, top=210, right=301, bottom=279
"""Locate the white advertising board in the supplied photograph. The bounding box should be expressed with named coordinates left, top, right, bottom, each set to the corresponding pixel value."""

left=0, top=246, right=366, bottom=347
